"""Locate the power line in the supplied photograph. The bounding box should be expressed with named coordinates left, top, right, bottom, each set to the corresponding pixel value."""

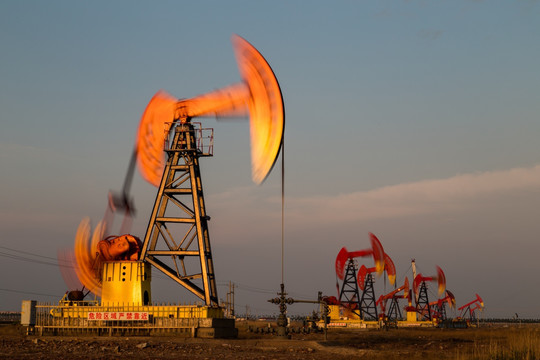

left=0, top=246, right=58, bottom=260
left=0, top=251, right=74, bottom=268
left=217, top=281, right=315, bottom=300
left=230, top=283, right=276, bottom=295
left=0, top=288, right=60, bottom=298
left=0, top=246, right=318, bottom=299
left=0, top=246, right=72, bottom=263
left=234, top=303, right=276, bottom=314
left=0, top=245, right=76, bottom=270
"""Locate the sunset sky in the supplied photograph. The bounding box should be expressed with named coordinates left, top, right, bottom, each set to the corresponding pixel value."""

left=1, top=1, right=539, bottom=319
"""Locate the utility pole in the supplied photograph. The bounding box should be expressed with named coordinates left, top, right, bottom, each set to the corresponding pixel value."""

left=227, top=281, right=235, bottom=318
left=222, top=281, right=235, bottom=318
left=231, top=281, right=235, bottom=317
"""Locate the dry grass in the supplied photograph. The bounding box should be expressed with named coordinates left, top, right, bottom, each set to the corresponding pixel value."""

left=273, top=322, right=540, bottom=360
left=456, top=326, right=539, bottom=360
left=2, top=322, right=539, bottom=359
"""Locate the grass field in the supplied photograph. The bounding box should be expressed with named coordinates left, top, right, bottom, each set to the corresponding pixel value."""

left=454, top=325, right=539, bottom=360
left=1, top=322, right=538, bottom=359
left=241, top=321, right=540, bottom=359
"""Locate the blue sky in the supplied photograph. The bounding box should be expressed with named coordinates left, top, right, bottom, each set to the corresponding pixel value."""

left=1, top=1, right=540, bottom=318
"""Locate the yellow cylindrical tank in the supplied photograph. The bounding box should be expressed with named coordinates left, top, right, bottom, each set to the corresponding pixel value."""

left=101, top=261, right=152, bottom=306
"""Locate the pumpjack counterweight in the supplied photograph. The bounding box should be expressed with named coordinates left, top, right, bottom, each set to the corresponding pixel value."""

left=141, top=122, right=218, bottom=306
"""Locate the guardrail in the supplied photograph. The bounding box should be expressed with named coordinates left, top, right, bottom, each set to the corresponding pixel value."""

left=31, top=302, right=227, bottom=337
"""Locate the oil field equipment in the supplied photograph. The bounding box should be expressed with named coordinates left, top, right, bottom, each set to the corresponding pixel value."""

left=376, top=277, right=410, bottom=321
left=357, top=251, right=396, bottom=321
left=267, top=286, right=330, bottom=339
left=410, top=266, right=446, bottom=322
left=136, top=34, right=283, bottom=309
left=28, top=35, right=284, bottom=338
left=334, top=233, right=385, bottom=321
left=429, top=289, right=456, bottom=323
left=458, top=294, right=484, bottom=322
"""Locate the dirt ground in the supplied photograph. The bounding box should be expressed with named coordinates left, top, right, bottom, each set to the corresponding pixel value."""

left=0, top=322, right=532, bottom=360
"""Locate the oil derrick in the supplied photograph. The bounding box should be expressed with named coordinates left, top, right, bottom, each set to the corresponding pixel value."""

left=71, top=34, right=284, bottom=310
left=415, top=281, right=431, bottom=321
left=133, top=34, right=284, bottom=307
left=431, top=301, right=446, bottom=321
left=386, top=296, right=402, bottom=320
left=42, top=34, right=284, bottom=339
left=430, top=290, right=455, bottom=322
left=140, top=121, right=218, bottom=305
left=335, top=233, right=386, bottom=319
left=458, top=294, right=484, bottom=321
left=358, top=272, right=378, bottom=320
left=377, top=277, right=409, bottom=321
left=358, top=251, right=396, bottom=321
left=413, top=266, right=446, bottom=322
left=338, top=259, right=362, bottom=317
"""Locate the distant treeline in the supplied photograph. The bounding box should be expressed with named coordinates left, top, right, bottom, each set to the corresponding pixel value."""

left=480, top=318, right=540, bottom=324
left=244, top=315, right=540, bottom=323
left=0, top=312, right=21, bottom=323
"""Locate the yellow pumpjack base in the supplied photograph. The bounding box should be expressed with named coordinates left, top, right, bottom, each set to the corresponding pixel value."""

left=41, top=261, right=236, bottom=338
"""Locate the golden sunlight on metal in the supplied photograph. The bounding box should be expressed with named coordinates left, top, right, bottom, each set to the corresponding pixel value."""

left=176, top=83, right=249, bottom=119
left=369, top=233, right=385, bottom=276
left=384, top=252, right=396, bottom=286
left=73, top=217, right=144, bottom=297
left=231, top=35, right=284, bottom=184
left=437, top=265, right=447, bottom=296
left=136, top=91, right=176, bottom=187
left=74, top=217, right=102, bottom=297
left=403, top=277, right=410, bottom=299
left=135, top=34, right=284, bottom=186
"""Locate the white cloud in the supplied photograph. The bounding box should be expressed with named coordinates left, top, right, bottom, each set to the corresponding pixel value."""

left=292, top=164, right=540, bottom=223
left=212, top=164, right=540, bottom=227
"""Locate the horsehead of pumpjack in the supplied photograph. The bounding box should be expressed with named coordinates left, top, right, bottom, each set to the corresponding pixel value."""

left=413, top=265, right=447, bottom=299
left=335, top=232, right=386, bottom=281
left=357, top=251, right=396, bottom=291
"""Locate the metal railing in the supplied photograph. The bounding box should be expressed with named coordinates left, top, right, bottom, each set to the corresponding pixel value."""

left=33, top=302, right=223, bottom=336
left=163, top=122, right=214, bottom=156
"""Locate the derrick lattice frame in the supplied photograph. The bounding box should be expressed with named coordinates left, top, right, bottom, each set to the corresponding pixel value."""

left=460, top=305, right=477, bottom=321
left=431, top=302, right=447, bottom=321
left=416, top=282, right=432, bottom=321
left=140, top=122, right=218, bottom=306
left=338, top=259, right=362, bottom=318
left=359, top=273, right=378, bottom=321
left=468, top=307, right=477, bottom=321
left=387, top=297, right=403, bottom=321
